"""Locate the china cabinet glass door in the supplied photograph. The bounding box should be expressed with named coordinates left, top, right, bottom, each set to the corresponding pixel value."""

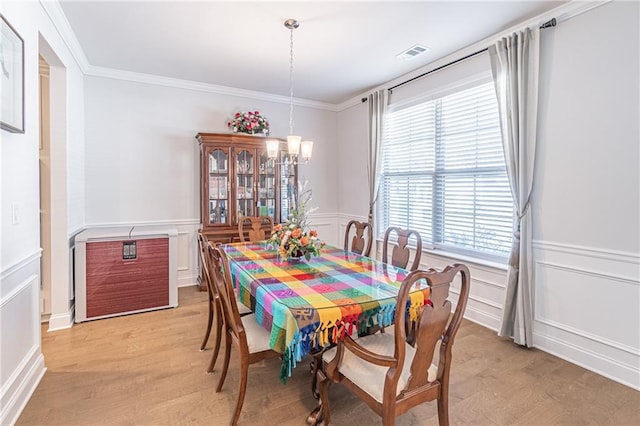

left=208, top=148, right=229, bottom=226
left=258, top=151, right=277, bottom=222
left=235, top=149, right=255, bottom=220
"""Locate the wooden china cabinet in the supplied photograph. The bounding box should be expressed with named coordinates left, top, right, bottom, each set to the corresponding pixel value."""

left=196, top=131, right=297, bottom=244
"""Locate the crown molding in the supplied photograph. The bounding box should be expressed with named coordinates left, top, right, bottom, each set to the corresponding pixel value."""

left=85, top=65, right=339, bottom=111
left=336, top=0, right=611, bottom=112
left=41, top=0, right=609, bottom=114
left=38, top=0, right=89, bottom=72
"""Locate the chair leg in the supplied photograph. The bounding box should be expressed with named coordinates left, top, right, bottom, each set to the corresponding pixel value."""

left=207, top=305, right=223, bottom=373
left=437, top=389, right=449, bottom=426
left=230, top=357, right=249, bottom=426
left=382, top=411, right=396, bottom=426
left=200, top=301, right=214, bottom=351
left=317, top=369, right=331, bottom=425
left=310, top=350, right=324, bottom=400
left=216, top=331, right=231, bottom=392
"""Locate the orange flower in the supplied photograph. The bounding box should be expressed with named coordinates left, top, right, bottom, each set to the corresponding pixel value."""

left=300, top=236, right=309, bottom=245
left=274, top=224, right=283, bottom=231
left=310, top=230, right=318, bottom=237
left=291, top=228, right=302, bottom=239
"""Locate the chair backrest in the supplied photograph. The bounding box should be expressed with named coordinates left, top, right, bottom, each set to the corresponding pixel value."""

left=197, top=231, right=214, bottom=301
left=343, top=220, right=373, bottom=257
left=238, top=215, right=274, bottom=243
left=382, top=226, right=422, bottom=271
left=393, top=264, right=470, bottom=397
left=207, top=244, right=247, bottom=347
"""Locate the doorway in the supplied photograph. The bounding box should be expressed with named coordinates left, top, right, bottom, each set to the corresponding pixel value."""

left=39, top=35, right=72, bottom=331
left=39, top=55, right=51, bottom=322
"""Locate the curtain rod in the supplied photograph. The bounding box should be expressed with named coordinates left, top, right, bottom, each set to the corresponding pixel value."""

left=361, top=17, right=556, bottom=103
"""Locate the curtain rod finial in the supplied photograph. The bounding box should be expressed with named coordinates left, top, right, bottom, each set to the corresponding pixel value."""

left=540, top=17, right=556, bottom=29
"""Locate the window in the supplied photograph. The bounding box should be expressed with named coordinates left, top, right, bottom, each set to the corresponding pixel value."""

left=378, top=80, right=513, bottom=261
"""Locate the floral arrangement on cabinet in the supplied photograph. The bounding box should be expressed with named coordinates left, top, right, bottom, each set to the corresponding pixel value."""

left=268, top=181, right=325, bottom=261
left=227, top=111, right=270, bottom=135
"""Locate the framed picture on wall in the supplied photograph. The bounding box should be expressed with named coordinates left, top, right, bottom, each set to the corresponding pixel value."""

left=1, top=14, right=25, bottom=133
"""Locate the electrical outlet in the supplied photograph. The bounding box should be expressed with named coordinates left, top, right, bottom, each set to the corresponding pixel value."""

left=123, top=241, right=137, bottom=260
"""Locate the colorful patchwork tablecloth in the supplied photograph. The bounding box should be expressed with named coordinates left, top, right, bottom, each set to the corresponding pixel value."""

left=222, top=242, right=431, bottom=381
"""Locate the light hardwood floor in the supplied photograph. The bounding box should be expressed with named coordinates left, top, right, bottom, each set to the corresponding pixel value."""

left=18, top=286, right=640, bottom=425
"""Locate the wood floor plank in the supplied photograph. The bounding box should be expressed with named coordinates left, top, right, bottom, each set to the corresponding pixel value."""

left=17, top=286, right=640, bottom=425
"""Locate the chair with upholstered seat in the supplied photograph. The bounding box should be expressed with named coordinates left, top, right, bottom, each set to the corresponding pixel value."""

left=344, top=220, right=373, bottom=257
left=197, top=232, right=251, bottom=372
left=238, top=215, right=274, bottom=243
left=314, top=264, right=470, bottom=426
left=208, top=245, right=280, bottom=426
left=382, top=226, right=423, bottom=271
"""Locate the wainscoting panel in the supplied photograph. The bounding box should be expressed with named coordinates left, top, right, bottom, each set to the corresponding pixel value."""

left=176, top=228, right=197, bottom=288
left=0, top=253, right=46, bottom=426
left=532, top=240, right=640, bottom=390
left=309, top=213, right=340, bottom=248
left=420, top=252, right=506, bottom=332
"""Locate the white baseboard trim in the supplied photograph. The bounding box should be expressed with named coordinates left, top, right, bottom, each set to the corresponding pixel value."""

left=177, top=275, right=198, bottom=288
left=47, top=303, right=75, bottom=331
left=0, top=347, right=46, bottom=426
left=534, top=331, right=640, bottom=391
left=462, top=304, right=501, bottom=332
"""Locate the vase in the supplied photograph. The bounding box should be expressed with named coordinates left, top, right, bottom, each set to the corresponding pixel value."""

left=289, top=255, right=304, bottom=264
left=289, top=249, right=305, bottom=263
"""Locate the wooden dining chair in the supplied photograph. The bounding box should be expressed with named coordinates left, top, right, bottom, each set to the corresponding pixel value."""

left=197, top=231, right=220, bottom=353
left=208, top=245, right=280, bottom=426
left=344, top=220, right=373, bottom=257
left=238, top=215, right=274, bottom=243
left=197, top=232, right=251, bottom=371
left=382, top=226, right=423, bottom=271
left=314, top=264, right=470, bottom=426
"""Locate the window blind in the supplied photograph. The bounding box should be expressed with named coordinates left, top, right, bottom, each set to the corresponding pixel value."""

left=378, top=81, right=513, bottom=260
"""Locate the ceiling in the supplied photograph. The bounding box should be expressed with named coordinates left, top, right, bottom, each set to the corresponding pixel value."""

left=59, top=1, right=565, bottom=105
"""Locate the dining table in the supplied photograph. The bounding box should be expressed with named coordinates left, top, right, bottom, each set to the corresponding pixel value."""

left=221, top=242, right=431, bottom=382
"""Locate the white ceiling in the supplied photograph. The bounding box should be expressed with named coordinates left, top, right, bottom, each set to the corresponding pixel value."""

left=59, top=1, right=565, bottom=105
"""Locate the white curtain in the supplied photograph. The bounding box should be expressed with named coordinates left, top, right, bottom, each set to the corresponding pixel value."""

left=489, top=27, right=540, bottom=347
left=367, top=89, right=388, bottom=233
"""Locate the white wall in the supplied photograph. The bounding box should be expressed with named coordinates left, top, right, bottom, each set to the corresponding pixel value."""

left=0, top=1, right=85, bottom=424
left=83, top=75, right=339, bottom=284
left=336, top=0, right=640, bottom=390
left=531, top=0, right=639, bottom=389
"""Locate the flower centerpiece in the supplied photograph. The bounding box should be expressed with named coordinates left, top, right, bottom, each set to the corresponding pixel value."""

left=268, top=181, right=325, bottom=261
left=227, top=111, right=270, bottom=135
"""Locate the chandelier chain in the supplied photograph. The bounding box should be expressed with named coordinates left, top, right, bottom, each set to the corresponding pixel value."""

left=289, top=25, right=295, bottom=136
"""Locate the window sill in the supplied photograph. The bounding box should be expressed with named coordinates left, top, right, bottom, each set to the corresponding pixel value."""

left=420, top=247, right=509, bottom=272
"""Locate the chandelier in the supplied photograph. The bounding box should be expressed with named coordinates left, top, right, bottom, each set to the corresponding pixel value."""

left=266, top=19, right=313, bottom=164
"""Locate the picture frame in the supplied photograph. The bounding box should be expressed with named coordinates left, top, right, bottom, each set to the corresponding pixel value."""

left=1, top=14, right=25, bottom=133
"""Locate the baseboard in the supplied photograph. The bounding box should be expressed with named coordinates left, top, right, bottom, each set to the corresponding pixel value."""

left=47, top=303, right=75, bottom=331
left=462, top=304, right=501, bottom=332
left=0, top=347, right=46, bottom=426
left=534, top=330, right=640, bottom=391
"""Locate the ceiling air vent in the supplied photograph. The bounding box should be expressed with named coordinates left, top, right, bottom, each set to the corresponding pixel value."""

left=396, top=44, right=430, bottom=61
